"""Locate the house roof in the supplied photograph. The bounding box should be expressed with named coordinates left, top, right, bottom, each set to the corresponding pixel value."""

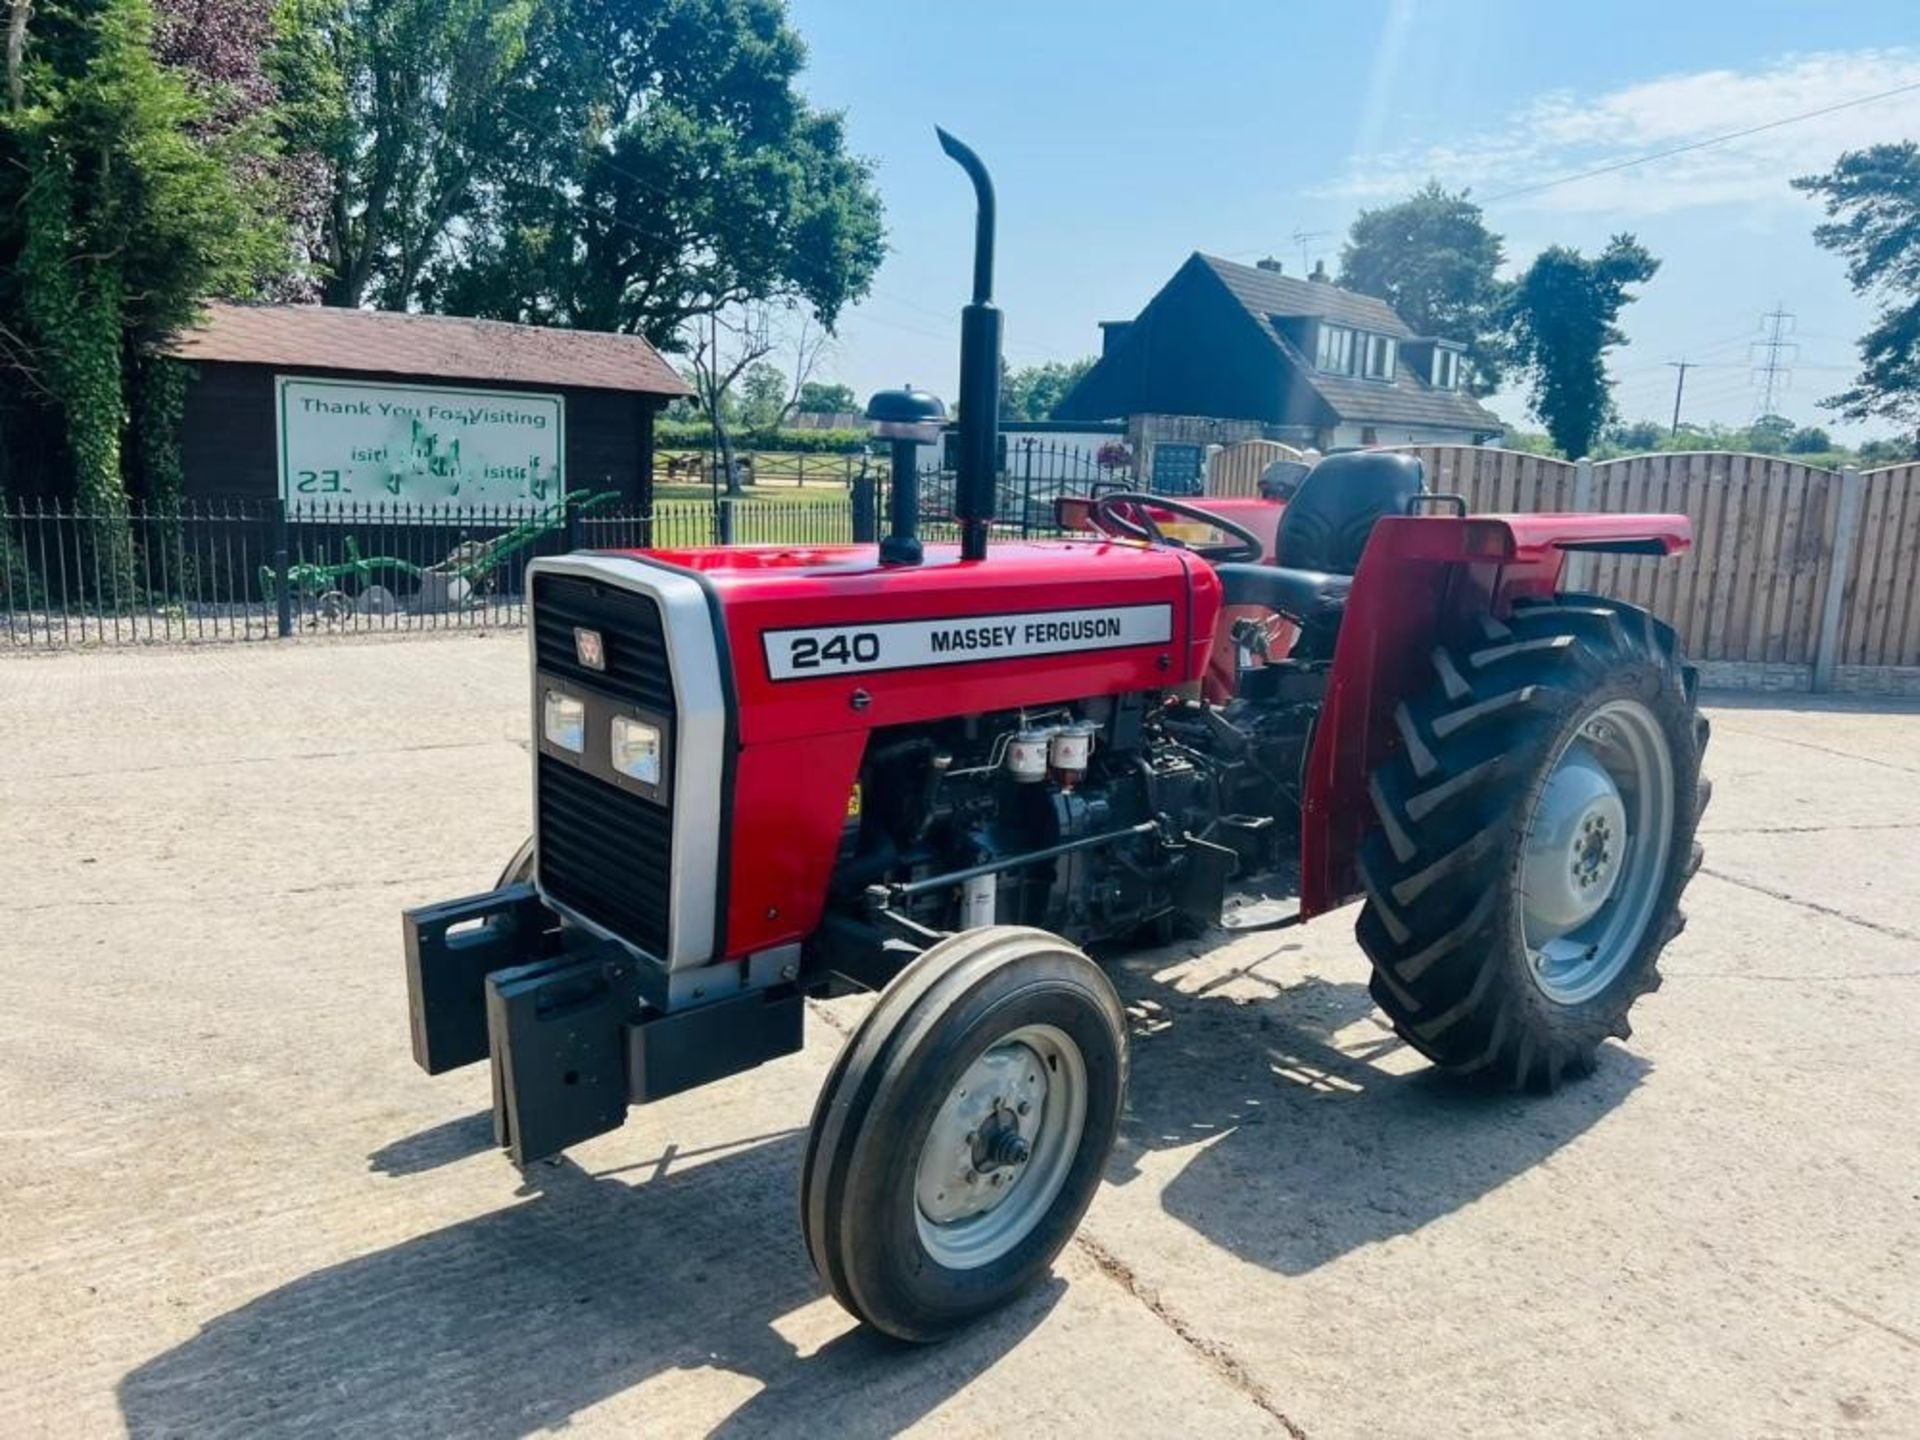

left=170, top=303, right=694, bottom=398
left=1198, top=253, right=1414, bottom=337
left=1197, top=254, right=1501, bottom=433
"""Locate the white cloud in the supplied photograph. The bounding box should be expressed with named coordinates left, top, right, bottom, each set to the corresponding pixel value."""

left=1324, top=49, right=1920, bottom=215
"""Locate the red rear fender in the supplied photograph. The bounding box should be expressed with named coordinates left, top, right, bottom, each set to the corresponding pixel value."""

left=1298, top=512, right=1690, bottom=917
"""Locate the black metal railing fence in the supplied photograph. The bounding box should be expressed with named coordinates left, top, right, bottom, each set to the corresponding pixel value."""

left=3, top=443, right=1124, bottom=649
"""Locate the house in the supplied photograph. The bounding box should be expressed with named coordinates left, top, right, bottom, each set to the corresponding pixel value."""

left=1054, top=253, right=1502, bottom=471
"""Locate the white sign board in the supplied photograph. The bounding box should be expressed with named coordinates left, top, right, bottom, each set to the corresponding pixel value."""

left=761, top=603, right=1174, bottom=681
left=276, top=377, right=564, bottom=514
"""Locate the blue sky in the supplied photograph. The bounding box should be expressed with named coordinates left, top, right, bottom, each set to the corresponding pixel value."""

left=784, top=0, right=1920, bottom=441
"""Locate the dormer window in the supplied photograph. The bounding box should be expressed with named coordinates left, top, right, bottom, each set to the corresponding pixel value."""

left=1362, top=334, right=1397, bottom=380
left=1432, top=348, right=1462, bottom=390
left=1315, top=324, right=1356, bottom=375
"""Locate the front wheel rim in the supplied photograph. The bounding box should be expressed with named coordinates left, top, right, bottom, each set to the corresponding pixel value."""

left=1519, top=697, right=1676, bottom=1006
left=913, top=1024, right=1087, bottom=1270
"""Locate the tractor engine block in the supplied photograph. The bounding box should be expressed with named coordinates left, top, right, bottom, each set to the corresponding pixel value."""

left=831, top=684, right=1318, bottom=947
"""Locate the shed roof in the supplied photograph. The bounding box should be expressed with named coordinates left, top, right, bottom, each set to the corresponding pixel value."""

left=171, top=303, right=694, bottom=398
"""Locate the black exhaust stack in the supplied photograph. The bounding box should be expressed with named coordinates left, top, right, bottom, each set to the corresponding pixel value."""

left=938, top=128, right=1000, bottom=562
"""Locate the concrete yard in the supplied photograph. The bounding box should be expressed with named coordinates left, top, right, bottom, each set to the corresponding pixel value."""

left=2, top=633, right=1916, bottom=1438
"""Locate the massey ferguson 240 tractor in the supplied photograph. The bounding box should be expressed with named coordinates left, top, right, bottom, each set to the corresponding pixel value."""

left=402, top=132, right=1709, bottom=1342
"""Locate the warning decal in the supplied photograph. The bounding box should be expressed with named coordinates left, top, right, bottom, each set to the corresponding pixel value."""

left=762, top=603, right=1174, bottom=681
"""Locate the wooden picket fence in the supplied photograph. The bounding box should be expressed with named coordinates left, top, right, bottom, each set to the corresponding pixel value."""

left=1393, top=446, right=1920, bottom=690
left=1206, top=439, right=1308, bottom=497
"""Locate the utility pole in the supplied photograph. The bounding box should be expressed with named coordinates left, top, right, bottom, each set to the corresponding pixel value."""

left=1750, top=305, right=1797, bottom=418
left=1666, top=360, right=1695, bottom=436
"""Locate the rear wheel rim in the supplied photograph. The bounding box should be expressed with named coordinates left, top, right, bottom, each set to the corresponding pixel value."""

left=1519, top=698, right=1675, bottom=1005
left=913, top=1024, right=1087, bottom=1270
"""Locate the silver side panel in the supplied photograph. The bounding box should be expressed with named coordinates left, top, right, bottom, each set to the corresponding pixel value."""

left=525, top=553, right=727, bottom=973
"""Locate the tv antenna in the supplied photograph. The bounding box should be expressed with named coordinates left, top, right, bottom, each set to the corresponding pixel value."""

left=1290, top=229, right=1330, bottom=274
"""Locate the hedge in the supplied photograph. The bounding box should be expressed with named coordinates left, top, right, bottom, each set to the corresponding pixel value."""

left=655, top=422, right=870, bottom=454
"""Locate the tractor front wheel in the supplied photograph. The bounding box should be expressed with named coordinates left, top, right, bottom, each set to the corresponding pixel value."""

left=496, top=837, right=535, bottom=889
left=801, top=926, right=1127, bottom=1342
left=1356, top=594, right=1709, bottom=1089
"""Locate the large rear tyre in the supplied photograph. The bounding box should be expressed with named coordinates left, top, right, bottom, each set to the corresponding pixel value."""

left=1356, top=594, right=1709, bottom=1089
left=801, top=926, right=1127, bottom=1342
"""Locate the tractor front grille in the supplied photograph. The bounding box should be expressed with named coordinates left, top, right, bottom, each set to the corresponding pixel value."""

left=532, top=573, right=675, bottom=713
left=536, top=753, right=673, bottom=957
left=531, top=569, right=676, bottom=958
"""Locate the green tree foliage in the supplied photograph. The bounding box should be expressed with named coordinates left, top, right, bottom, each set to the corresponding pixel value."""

left=1505, top=236, right=1659, bottom=460
left=1339, top=181, right=1509, bottom=393
left=1793, top=143, right=1920, bottom=431
left=1785, top=425, right=1833, bottom=455
left=1002, top=358, right=1093, bottom=422
left=1747, top=413, right=1795, bottom=454
left=737, top=361, right=787, bottom=429
left=0, top=0, right=286, bottom=519
left=1857, top=436, right=1920, bottom=465
left=340, top=0, right=888, bottom=348
left=271, top=0, right=539, bottom=308
left=795, top=379, right=857, bottom=414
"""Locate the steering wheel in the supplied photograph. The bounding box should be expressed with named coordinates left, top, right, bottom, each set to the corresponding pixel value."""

left=1087, top=492, right=1265, bottom=563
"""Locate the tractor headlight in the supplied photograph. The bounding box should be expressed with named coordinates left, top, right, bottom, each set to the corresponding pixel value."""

left=610, top=715, right=662, bottom=785
left=543, top=690, right=586, bottom=753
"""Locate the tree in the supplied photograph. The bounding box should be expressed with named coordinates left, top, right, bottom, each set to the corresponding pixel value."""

left=1858, top=436, right=1920, bottom=465
left=272, top=0, right=542, bottom=310
left=1339, top=181, right=1509, bottom=393
left=1747, top=413, right=1794, bottom=454
left=795, top=380, right=857, bottom=415
left=1793, top=143, right=1920, bottom=432
left=1505, top=236, right=1659, bottom=459
left=738, top=361, right=786, bottom=429
left=0, top=0, right=287, bottom=518
left=1605, top=419, right=1665, bottom=452
left=420, top=0, right=884, bottom=351
left=1002, top=358, right=1093, bottom=421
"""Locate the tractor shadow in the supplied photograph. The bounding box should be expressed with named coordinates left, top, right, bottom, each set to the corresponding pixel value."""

left=1103, top=930, right=1648, bottom=1276
left=117, top=1130, right=1055, bottom=1439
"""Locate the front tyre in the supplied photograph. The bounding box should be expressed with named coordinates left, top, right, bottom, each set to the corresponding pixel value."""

left=801, top=926, right=1127, bottom=1342
left=496, top=837, right=535, bottom=889
left=1356, top=595, right=1709, bottom=1089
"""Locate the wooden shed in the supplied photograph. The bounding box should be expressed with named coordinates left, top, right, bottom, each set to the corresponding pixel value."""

left=168, top=303, right=693, bottom=509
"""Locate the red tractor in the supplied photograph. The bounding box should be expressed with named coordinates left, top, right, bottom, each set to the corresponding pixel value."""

left=403, top=132, right=1708, bottom=1342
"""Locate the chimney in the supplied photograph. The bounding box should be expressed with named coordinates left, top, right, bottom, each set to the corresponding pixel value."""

left=1255, top=256, right=1284, bottom=274
left=1309, top=260, right=1330, bottom=283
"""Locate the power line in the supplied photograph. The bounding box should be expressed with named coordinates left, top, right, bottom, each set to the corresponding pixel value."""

left=1480, top=78, right=1920, bottom=204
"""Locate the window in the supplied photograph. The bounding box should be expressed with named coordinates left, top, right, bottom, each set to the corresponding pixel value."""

left=1432, top=348, right=1461, bottom=390
left=1361, top=426, right=1379, bottom=446
left=1316, top=323, right=1355, bottom=374
left=1363, top=334, right=1397, bottom=380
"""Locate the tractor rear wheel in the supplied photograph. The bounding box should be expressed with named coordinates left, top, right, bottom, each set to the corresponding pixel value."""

left=801, top=926, right=1127, bottom=1342
left=1355, top=594, right=1709, bottom=1089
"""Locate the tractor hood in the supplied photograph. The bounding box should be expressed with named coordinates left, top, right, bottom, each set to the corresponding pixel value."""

left=615, top=539, right=1223, bottom=745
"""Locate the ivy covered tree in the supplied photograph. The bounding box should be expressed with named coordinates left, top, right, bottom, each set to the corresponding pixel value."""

left=1794, top=143, right=1920, bottom=433
left=0, top=0, right=288, bottom=525
left=1505, top=236, right=1659, bottom=460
